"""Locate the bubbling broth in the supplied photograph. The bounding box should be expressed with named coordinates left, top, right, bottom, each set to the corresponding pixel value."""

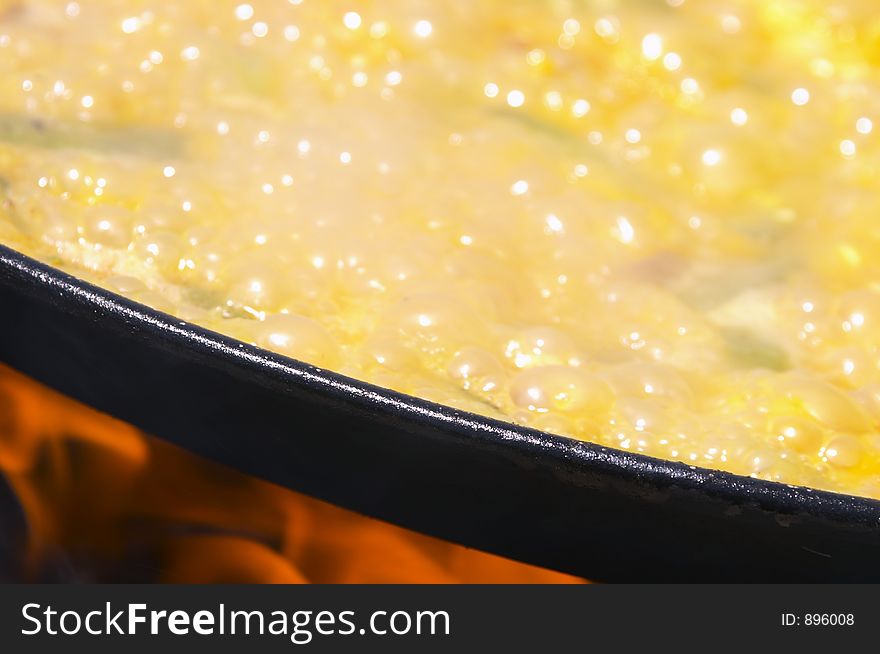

left=2, top=0, right=880, bottom=497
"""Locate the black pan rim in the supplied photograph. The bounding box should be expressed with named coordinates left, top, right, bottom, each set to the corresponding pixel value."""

left=3, top=242, right=880, bottom=531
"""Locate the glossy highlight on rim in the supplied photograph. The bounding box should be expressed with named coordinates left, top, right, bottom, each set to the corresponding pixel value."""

left=2, top=243, right=880, bottom=581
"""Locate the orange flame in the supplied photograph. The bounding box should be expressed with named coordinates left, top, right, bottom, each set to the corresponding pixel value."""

left=0, top=363, right=585, bottom=583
